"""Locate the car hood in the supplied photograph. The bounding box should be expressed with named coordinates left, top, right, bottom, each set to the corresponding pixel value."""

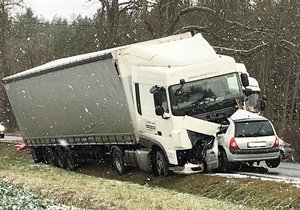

left=230, top=109, right=267, bottom=122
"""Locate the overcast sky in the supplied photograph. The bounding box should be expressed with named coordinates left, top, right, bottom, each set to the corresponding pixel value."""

left=23, top=0, right=99, bottom=20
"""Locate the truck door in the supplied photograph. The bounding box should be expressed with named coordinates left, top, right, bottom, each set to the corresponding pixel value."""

left=135, top=83, right=172, bottom=145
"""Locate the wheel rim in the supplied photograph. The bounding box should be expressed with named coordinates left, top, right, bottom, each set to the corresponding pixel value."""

left=156, top=152, right=165, bottom=176
left=114, top=153, right=123, bottom=172
left=156, top=156, right=163, bottom=175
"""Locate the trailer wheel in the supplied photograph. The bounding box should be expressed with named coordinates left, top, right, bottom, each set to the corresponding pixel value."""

left=155, top=150, right=169, bottom=177
left=30, top=147, right=44, bottom=163
left=66, top=150, right=79, bottom=171
left=56, top=147, right=67, bottom=169
left=45, top=147, right=57, bottom=166
left=218, top=149, right=231, bottom=172
left=112, top=147, right=126, bottom=175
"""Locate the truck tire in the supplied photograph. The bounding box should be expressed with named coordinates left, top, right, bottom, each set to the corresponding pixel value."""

left=66, top=150, right=79, bottom=171
left=218, top=149, right=231, bottom=172
left=30, top=147, right=44, bottom=163
left=45, top=147, right=58, bottom=166
left=112, top=147, right=127, bottom=175
left=155, top=150, right=169, bottom=177
left=56, top=147, right=67, bottom=169
left=265, top=158, right=280, bottom=168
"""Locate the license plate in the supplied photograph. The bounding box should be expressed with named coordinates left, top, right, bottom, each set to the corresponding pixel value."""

left=248, top=142, right=266, bottom=148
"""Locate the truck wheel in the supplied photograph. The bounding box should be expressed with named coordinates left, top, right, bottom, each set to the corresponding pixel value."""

left=30, top=147, right=44, bottom=163
left=45, top=147, right=57, bottom=166
left=66, top=150, right=79, bottom=171
left=56, top=147, right=67, bottom=169
left=155, top=150, right=169, bottom=177
left=218, top=149, right=231, bottom=172
left=112, top=147, right=126, bottom=175
left=265, top=158, right=280, bottom=168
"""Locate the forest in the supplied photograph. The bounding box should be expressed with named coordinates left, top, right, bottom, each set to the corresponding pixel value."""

left=0, top=0, right=299, bottom=157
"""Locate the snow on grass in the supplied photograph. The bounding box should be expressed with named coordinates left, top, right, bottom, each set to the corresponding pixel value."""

left=0, top=180, right=80, bottom=210
left=209, top=172, right=300, bottom=188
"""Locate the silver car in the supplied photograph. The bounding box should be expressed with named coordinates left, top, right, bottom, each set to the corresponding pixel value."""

left=217, top=110, right=280, bottom=172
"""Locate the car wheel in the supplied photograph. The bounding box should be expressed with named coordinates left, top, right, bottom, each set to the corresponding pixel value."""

left=112, top=147, right=127, bottom=175
left=218, top=149, right=231, bottom=172
left=265, top=158, right=280, bottom=168
left=156, top=150, right=169, bottom=177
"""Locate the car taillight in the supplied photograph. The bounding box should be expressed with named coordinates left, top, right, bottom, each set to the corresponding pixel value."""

left=273, top=135, right=279, bottom=147
left=229, top=137, right=240, bottom=150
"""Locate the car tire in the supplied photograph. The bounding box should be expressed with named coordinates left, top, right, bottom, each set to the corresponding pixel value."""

left=265, top=158, right=280, bottom=168
left=218, top=149, right=231, bottom=172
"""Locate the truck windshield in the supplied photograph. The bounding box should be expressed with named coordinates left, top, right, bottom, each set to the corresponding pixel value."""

left=168, top=73, right=243, bottom=116
left=235, top=120, right=275, bottom=137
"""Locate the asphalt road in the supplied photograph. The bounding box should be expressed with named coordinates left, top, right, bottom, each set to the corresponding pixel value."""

left=0, top=133, right=23, bottom=143
left=231, top=161, right=300, bottom=188
left=265, top=161, right=300, bottom=178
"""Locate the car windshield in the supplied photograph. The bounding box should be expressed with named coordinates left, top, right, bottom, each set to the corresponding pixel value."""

left=235, top=120, right=275, bottom=137
left=168, top=73, right=243, bottom=116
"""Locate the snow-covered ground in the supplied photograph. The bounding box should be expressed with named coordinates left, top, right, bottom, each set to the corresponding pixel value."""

left=0, top=180, right=80, bottom=210
left=210, top=171, right=300, bottom=188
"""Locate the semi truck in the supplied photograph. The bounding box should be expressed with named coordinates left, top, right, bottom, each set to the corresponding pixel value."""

left=4, top=32, right=255, bottom=176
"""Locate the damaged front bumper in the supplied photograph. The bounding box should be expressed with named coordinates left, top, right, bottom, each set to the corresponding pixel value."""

left=171, top=163, right=205, bottom=174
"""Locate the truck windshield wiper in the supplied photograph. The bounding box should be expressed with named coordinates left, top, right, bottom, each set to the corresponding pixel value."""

left=215, top=98, right=236, bottom=108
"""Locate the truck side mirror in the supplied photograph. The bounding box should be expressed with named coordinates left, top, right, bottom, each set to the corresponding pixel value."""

left=259, top=97, right=267, bottom=111
left=240, top=73, right=249, bottom=87
left=243, top=88, right=253, bottom=97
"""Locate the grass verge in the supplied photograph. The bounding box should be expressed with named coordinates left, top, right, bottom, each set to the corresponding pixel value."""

left=0, top=143, right=299, bottom=209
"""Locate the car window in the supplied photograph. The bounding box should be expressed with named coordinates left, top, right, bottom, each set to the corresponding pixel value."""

left=235, top=121, right=274, bottom=137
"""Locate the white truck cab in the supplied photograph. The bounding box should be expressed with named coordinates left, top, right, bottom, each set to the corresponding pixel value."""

left=115, top=33, right=250, bottom=174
